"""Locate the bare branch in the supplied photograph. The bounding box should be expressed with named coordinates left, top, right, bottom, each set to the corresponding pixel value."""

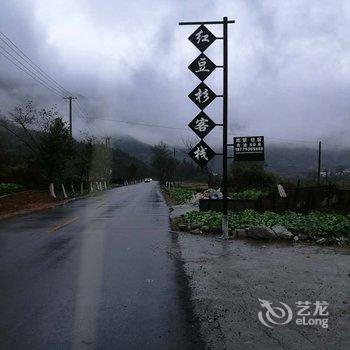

left=0, top=119, right=37, bottom=153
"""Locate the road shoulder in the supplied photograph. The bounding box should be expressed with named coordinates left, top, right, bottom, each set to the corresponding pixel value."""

left=176, top=232, right=350, bottom=349
left=0, top=189, right=106, bottom=220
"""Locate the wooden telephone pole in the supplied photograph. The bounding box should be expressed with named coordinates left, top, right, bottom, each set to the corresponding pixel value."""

left=317, top=141, right=322, bottom=185
left=64, top=96, right=77, bottom=137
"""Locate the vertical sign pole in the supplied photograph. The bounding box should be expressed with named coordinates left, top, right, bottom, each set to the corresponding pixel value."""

left=222, top=17, right=229, bottom=239
left=180, top=18, right=235, bottom=232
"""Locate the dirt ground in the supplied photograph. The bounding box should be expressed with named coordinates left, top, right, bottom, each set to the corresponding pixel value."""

left=173, top=232, right=350, bottom=350
left=0, top=190, right=63, bottom=219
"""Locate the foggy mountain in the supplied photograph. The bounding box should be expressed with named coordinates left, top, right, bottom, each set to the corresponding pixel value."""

left=113, top=135, right=350, bottom=178
left=113, top=136, right=153, bottom=165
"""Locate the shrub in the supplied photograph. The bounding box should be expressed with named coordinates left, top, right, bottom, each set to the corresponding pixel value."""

left=0, top=183, right=24, bottom=196
left=230, top=189, right=267, bottom=200
left=229, top=163, right=278, bottom=192
left=169, top=187, right=196, bottom=204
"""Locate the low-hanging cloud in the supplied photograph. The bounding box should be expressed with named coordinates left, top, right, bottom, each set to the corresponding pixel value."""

left=0, top=0, right=349, bottom=147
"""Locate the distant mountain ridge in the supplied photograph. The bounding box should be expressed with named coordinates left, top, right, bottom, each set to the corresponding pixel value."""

left=113, top=136, right=153, bottom=164
left=112, top=136, right=350, bottom=178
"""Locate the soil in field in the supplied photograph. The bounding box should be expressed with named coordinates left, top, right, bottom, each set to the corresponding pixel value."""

left=0, top=190, right=62, bottom=217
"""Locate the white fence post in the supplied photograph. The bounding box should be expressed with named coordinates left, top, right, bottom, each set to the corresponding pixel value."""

left=61, top=184, right=68, bottom=198
left=49, top=183, right=56, bottom=198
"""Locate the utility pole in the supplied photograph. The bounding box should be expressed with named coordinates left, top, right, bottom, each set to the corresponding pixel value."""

left=173, top=147, right=176, bottom=183
left=105, top=137, right=111, bottom=149
left=64, top=96, right=77, bottom=137
left=317, top=141, right=322, bottom=185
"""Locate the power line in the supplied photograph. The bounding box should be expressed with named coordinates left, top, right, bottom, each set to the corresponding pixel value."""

left=0, top=44, right=65, bottom=97
left=0, top=31, right=101, bottom=138
left=83, top=116, right=187, bottom=131
left=75, top=105, right=99, bottom=136
left=80, top=116, right=349, bottom=149
left=0, top=31, right=72, bottom=96
left=74, top=100, right=107, bottom=136
left=0, top=31, right=69, bottom=98
left=0, top=48, right=65, bottom=98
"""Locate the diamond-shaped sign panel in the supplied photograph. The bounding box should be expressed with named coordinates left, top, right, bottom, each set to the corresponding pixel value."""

left=188, top=112, right=216, bottom=139
left=188, top=25, right=216, bottom=52
left=188, top=82, right=216, bottom=110
left=188, top=53, right=216, bottom=81
left=188, top=140, right=216, bottom=168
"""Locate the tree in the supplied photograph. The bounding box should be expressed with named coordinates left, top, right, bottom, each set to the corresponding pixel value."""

left=89, top=140, right=112, bottom=183
left=74, top=138, right=93, bottom=183
left=38, top=117, right=72, bottom=183
left=127, top=163, right=138, bottom=180
left=0, top=101, right=40, bottom=154
left=151, top=142, right=177, bottom=183
left=1, top=102, right=73, bottom=193
left=111, top=148, right=149, bottom=183
left=229, top=163, right=278, bottom=192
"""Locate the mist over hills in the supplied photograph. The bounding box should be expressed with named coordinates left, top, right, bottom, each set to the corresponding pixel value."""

left=113, top=136, right=153, bottom=164
left=113, top=135, right=350, bottom=179
left=265, top=145, right=350, bottom=178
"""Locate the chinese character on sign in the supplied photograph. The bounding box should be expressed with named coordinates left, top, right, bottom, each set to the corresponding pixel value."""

left=188, top=140, right=216, bottom=167
left=195, top=117, right=209, bottom=132
left=188, top=25, right=216, bottom=52
left=195, top=88, right=209, bottom=104
left=194, top=145, right=208, bottom=160
left=188, top=53, right=216, bottom=81
left=196, top=57, right=209, bottom=72
left=188, top=82, right=216, bottom=109
left=195, top=30, right=209, bottom=44
left=188, top=112, right=216, bottom=139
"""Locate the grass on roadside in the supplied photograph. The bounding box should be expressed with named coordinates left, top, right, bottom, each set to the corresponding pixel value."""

left=183, top=209, right=350, bottom=239
left=168, top=187, right=269, bottom=204
left=168, top=187, right=196, bottom=204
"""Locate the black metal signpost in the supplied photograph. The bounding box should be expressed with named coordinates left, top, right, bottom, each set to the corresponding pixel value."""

left=179, top=17, right=235, bottom=239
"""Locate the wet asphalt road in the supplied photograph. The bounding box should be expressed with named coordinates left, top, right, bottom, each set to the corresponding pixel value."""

left=0, top=182, right=203, bottom=350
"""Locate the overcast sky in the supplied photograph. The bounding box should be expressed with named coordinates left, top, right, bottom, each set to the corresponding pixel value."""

left=0, top=0, right=349, bottom=148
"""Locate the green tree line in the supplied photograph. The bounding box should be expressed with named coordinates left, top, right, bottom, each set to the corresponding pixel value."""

left=0, top=101, right=150, bottom=197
